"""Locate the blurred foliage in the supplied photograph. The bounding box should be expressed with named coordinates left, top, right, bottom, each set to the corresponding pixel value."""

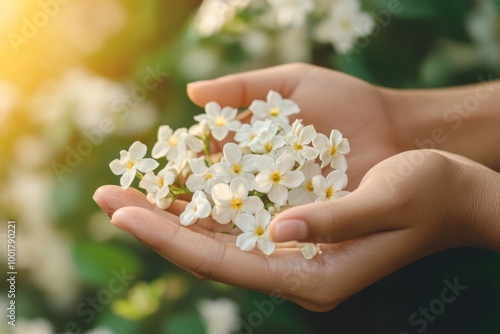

left=0, top=0, right=499, bottom=333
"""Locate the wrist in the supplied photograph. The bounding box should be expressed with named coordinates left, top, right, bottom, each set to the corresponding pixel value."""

left=453, top=159, right=500, bottom=252
left=381, top=82, right=500, bottom=171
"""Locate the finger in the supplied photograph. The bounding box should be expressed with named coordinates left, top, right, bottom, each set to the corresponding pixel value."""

left=186, top=63, right=309, bottom=107
left=111, top=206, right=316, bottom=293
left=268, top=177, right=400, bottom=243
left=93, top=185, right=235, bottom=235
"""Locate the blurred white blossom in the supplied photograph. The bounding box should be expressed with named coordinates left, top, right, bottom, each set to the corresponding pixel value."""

left=314, top=0, right=374, bottom=53
left=0, top=81, right=18, bottom=124
left=467, top=0, right=500, bottom=68
left=198, top=298, right=240, bottom=334
left=12, top=318, right=53, bottom=334
left=55, top=0, right=126, bottom=53
left=266, top=0, right=314, bottom=27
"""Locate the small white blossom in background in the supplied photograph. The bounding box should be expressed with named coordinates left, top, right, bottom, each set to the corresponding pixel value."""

left=314, top=0, right=375, bottom=53
left=194, top=0, right=375, bottom=55
left=12, top=318, right=53, bottom=334
left=110, top=90, right=351, bottom=257
left=198, top=298, right=240, bottom=334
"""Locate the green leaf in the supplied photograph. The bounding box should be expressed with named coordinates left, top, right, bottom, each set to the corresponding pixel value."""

left=73, top=242, right=143, bottom=287
left=163, top=312, right=205, bottom=334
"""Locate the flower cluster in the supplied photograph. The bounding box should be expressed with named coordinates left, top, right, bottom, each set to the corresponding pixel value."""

left=110, top=91, right=350, bottom=256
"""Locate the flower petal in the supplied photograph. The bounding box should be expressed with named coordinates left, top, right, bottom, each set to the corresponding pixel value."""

left=120, top=169, right=136, bottom=189
left=135, top=158, right=159, bottom=173
left=109, top=159, right=126, bottom=175
left=242, top=196, right=264, bottom=214
left=221, top=106, right=237, bottom=120
left=235, top=213, right=255, bottom=232
left=223, top=143, right=242, bottom=165
left=268, top=184, right=287, bottom=205
left=300, top=146, right=319, bottom=161
left=236, top=233, right=258, bottom=251
left=129, top=141, right=147, bottom=160
left=205, top=101, right=221, bottom=119
left=257, top=238, right=275, bottom=255
left=230, top=177, right=249, bottom=198
left=211, top=183, right=232, bottom=206
left=280, top=171, right=305, bottom=188
left=211, top=205, right=233, bottom=224
left=254, top=173, right=273, bottom=193
left=180, top=210, right=197, bottom=226
left=211, top=126, right=229, bottom=141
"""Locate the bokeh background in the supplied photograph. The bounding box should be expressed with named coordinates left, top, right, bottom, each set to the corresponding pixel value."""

left=1, top=0, right=500, bottom=333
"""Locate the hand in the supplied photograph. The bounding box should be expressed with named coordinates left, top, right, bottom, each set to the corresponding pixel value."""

left=93, top=150, right=500, bottom=312
left=187, top=63, right=402, bottom=189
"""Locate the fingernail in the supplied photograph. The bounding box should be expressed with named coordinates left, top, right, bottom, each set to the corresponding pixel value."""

left=272, top=219, right=308, bottom=242
left=92, top=196, right=113, bottom=219
left=110, top=210, right=131, bottom=233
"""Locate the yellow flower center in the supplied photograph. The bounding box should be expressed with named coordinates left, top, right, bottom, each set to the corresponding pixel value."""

left=232, top=164, right=242, bottom=174
left=231, top=198, right=243, bottom=209
left=270, top=172, right=281, bottom=184
left=215, top=116, right=227, bottom=127
left=306, top=181, right=314, bottom=193
left=294, top=142, right=303, bottom=151
left=269, top=108, right=280, bottom=117
left=157, top=177, right=164, bottom=188
left=168, top=136, right=178, bottom=147
left=325, top=187, right=333, bottom=199
left=329, top=146, right=337, bottom=156
left=255, top=226, right=265, bottom=237
left=265, top=143, right=273, bottom=153
left=205, top=173, right=214, bottom=180
left=127, top=160, right=135, bottom=169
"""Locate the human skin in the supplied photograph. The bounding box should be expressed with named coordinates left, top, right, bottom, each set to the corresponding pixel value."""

left=93, top=63, right=500, bottom=311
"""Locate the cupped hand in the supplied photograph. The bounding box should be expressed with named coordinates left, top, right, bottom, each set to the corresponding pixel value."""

left=93, top=150, right=500, bottom=312
left=188, top=63, right=401, bottom=189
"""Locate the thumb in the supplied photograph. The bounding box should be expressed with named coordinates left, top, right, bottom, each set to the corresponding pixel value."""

left=269, top=182, right=396, bottom=243
left=186, top=63, right=305, bottom=108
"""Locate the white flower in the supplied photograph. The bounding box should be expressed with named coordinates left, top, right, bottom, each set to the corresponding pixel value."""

left=313, top=170, right=350, bottom=202
left=255, top=154, right=305, bottom=206
left=235, top=119, right=277, bottom=148
left=249, top=90, right=300, bottom=128
left=180, top=191, right=212, bottom=226
left=139, top=166, right=175, bottom=203
left=186, top=157, right=221, bottom=193
left=313, top=129, right=350, bottom=171
left=285, top=123, right=319, bottom=164
left=247, top=124, right=286, bottom=155
left=194, top=102, right=241, bottom=141
left=314, top=0, right=375, bottom=53
left=266, top=0, right=314, bottom=27
left=218, top=143, right=257, bottom=188
left=288, top=160, right=321, bottom=206
left=211, top=177, right=263, bottom=224
left=109, top=141, right=159, bottom=189
left=152, top=126, right=188, bottom=160
left=235, top=209, right=275, bottom=255
left=197, top=298, right=240, bottom=334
